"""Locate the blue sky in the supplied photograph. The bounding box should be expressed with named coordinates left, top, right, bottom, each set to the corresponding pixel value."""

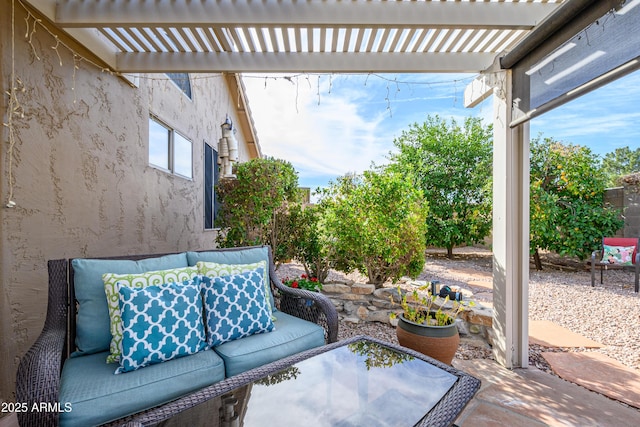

left=242, top=70, right=640, bottom=192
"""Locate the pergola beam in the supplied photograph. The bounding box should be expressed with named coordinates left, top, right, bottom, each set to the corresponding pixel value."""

left=55, top=0, right=557, bottom=29
left=115, top=51, right=495, bottom=73
left=464, top=73, right=499, bottom=108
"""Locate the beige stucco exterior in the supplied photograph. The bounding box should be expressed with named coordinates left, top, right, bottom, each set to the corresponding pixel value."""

left=0, top=0, right=259, bottom=402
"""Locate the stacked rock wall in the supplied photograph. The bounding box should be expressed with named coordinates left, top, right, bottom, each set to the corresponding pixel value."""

left=321, top=279, right=494, bottom=347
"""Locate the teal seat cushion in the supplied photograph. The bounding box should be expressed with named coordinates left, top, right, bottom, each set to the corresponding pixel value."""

left=71, top=253, right=188, bottom=356
left=214, top=312, right=325, bottom=377
left=187, top=246, right=276, bottom=311
left=59, top=349, right=225, bottom=427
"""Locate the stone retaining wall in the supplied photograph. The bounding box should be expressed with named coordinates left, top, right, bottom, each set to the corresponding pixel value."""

left=322, top=278, right=494, bottom=347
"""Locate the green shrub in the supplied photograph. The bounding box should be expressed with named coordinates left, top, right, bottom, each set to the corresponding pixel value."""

left=215, top=157, right=300, bottom=264
left=286, top=203, right=334, bottom=283
left=318, top=170, right=428, bottom=287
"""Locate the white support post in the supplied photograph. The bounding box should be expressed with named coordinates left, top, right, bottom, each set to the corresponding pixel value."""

left=491, top=70, right=530, bottom=369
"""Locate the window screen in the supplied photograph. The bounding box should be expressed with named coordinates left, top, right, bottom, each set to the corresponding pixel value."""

left=512, top=0, right=640, bottom=123
left=174, top=132, right=193, bottom=179
left=204, top=142, right=219, bottom=229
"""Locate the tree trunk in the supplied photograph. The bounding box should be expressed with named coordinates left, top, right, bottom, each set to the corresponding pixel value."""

left=447, top=247, right=453, bottom=259
left=533, top=249, right=543, bottom=271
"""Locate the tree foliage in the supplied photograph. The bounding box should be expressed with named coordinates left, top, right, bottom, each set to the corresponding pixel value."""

left=530, top=137, right=623, bottom=266
left=215, top=157, right=300, bottom=264
left=318, top=170, right=428, bottom=286
left=602, top=146, right=640, bottom=187
left=284, top=203, right=335, bottom=283
left=388, top=115, right=493, bottom=258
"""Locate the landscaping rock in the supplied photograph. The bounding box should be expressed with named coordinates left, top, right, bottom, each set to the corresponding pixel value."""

left=351, top=283, right=375, bottom=295
left=322, top=283, right=351, bottom=293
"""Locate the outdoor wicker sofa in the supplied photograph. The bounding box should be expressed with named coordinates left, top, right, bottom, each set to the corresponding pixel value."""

left=15, top=245, right=338, bottom=427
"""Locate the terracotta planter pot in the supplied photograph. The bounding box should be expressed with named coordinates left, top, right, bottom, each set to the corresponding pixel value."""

left=396, top=313, right=460, bottom=365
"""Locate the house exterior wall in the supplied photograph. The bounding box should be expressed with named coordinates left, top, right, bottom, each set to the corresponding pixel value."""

left=0, top=1, right=255, bottom=402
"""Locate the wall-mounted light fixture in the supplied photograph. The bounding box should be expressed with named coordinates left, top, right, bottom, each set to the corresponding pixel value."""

left=218, top=115, right=239, bottom=178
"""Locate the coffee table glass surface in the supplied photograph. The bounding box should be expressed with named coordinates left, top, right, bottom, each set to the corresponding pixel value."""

left=117, top=336, right=480, bottom=427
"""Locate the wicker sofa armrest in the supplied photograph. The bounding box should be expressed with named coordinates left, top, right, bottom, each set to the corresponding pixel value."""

left=270, top=277, right=338, bottom=344
left=16, top=259, right=69, bottom=427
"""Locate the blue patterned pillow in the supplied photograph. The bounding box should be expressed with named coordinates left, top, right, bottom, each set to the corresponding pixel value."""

left=115, top=278, right=207, bottom=374
left=201, top=268, right=275, bottom=347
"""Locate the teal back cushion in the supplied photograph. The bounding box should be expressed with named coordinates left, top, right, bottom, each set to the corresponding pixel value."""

left=187, top=246, right=275, bottom=309
left=72, top=253, right=188, bottom=356
left=186, top=246, right=269, bottom=267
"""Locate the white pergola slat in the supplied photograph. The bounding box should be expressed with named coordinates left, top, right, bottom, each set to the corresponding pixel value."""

left=23, top=0, right=563, bottom=73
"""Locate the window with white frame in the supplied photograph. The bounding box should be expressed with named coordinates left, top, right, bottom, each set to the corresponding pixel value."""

left=149, top=116, right=193, bottom=179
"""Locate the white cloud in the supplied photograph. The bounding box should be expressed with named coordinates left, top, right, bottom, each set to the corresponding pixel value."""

left=243, top=74, right=404, bottom=188
left=243, top=70, right=640, bottom=189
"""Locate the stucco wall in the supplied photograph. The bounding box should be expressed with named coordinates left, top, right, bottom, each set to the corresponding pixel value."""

left=0, top=1, right=255, bottom=402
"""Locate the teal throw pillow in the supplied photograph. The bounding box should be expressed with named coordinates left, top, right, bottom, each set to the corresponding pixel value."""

left=197, top=260, right=274, bottom=316
left=103, top=266, right=199, bottom=363
left=115, top=278, right=207, bottom=374
left=201, top=268, right=275, bottom=347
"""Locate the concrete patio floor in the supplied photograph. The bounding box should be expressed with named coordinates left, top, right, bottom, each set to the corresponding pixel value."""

left=453, top=358, right=640, bottom=427
left=446, top=264, right=640, bottom=425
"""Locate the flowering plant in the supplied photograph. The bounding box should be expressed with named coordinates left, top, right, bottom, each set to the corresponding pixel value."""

left=282, top=274, right=322, bottom=292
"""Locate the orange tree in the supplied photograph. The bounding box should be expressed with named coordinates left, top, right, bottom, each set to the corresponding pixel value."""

left=530, top=137, right=623, bottom=269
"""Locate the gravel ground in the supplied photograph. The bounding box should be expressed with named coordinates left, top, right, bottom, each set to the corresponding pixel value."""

left=277, top=247, right=640, bottom=372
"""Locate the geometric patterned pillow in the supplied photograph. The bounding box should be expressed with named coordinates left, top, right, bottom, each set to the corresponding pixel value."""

left=197, top=260, right=274, bottom=316
left=200, top=267, right=275, bottom=348
left=103, top=266, right=199, bottom=363
left=115, top=279, right=207, bottom=374
left=602, top=245, right=634, bottom=265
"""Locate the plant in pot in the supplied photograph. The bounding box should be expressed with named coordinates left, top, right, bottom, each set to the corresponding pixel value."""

left=389, top=283, right=474, bottom=365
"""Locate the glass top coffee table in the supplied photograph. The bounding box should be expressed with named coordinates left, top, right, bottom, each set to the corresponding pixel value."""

left=116, top=336, right=480, bottom=427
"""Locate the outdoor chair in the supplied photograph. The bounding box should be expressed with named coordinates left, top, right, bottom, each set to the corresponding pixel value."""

left=590, top=237, right=640, bottom=292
